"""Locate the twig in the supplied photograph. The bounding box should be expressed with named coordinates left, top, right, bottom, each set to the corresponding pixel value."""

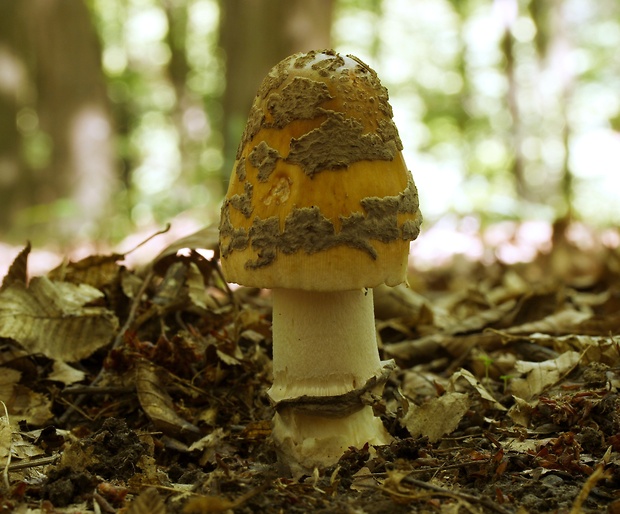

left=8, top=455, right=60, bottom=471
left=58, top=269, right=155, bottom=425
left=122, top=223, right=171, bottom=256
left=401, top=476, right=514, bottom=514
left=62, top=385, right=135, bottom=395
left=405, top=459, right=496, bottom=475
left=1, top=401, right=11, bottom=490
left=111, top=268, right=155, bottom=351
left=212, top=260, right=242, bottom=338
left=569, top=446, right=612, bottom=514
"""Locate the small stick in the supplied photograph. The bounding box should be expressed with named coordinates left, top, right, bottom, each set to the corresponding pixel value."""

left=1, top=402, right=11, bottom=490
left=58, top=269, right=154, bottom=425
left=401, top=476, right=514, bottom=514
left=8, top=455, right=60, bottom=471
left=569, top=446, right=612, bottom=514
left=62, top=385, right=135, bottom=395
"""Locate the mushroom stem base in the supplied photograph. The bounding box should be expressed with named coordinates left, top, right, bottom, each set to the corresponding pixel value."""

left=272, top=405, right=390, bottom=476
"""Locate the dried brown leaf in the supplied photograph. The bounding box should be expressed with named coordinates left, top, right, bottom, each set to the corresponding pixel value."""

left=127, top=487, right=167, bottom=514
left=135, top=361, right=201, bottom=441
left=527, top=333, right=620, bottom=366
left=0, top=407, right=12, bottom=469
left=383, top=334, right=447, bottom=365
left=510, top=351, right=581, bottom=400
left=10, top=387, right=53, bottom=425
left=152, top=261, right=189, bottom=306
left=187, top=262, right=220, bottom=311
left=47, top=361, right=87, bottom=385
left=183, top=495, right=236, bottom=514
left=449, top=368, right=506, bottom=410
left=188, top=428, right=234, bottom=467
left=506, top=309, right=591, bottom=335
left=0, top=367, right=21, bottom=402
left=49, top=253, right=124, bottom=289
left=151, top=226, right=219, bottom=278
left=121, top=269, right=145, bottom=299
left=0, top=276, right=118, bottom=362
left=445, top=299, right=517, bottom=335
left=1, top=242, right=31, bottom=291
left=507, top=396, right=538, bottom=427
left=373, top=284, right=434, bottom=325
left=402, top=392, right=471, bottom=442
left=0, top=367, right=53, bottom=425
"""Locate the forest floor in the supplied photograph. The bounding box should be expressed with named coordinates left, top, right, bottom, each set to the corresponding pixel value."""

left=1, top=220, right=619, bottom=513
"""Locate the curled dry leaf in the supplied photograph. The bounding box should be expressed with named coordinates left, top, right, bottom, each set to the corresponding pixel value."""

left=135, top=360, right=201, bottom=442
left=444, top=299, right=517, bottom=335
left=402, top=392, right=471, bottom=442
left=188, top=428, right=234, bottom=467
left=0, top=367, right=21, bottom=402
left=0, top=242, right=30, bottom=291
left=127, top=487, right=167, bottom=514
left=0, top=366, right=53, bottom=425
left=0, top=276, right=119, bottom=362
left=506, top=308, right=591, bottom=336
left=151, top=226, right=220, bottom=279
left=47, top=361, right=87, bottom=385
left=449, top=368, right=506, bottom=411
left=187, top=262, right=221, bottom=312
left=509, top=351, right=582, bottom=400
left=0, top=408, right=12, bottom=474
left=540, top=333, right=620, bottom=366
left=49, top=252, right=124, bottom=290
left=373, top=283, right=433, bottom=326
left=508, top=396, right=538, bottom=427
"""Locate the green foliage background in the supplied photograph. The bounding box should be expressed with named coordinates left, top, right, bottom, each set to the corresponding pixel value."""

left=7, top=0, right=620, bottom=246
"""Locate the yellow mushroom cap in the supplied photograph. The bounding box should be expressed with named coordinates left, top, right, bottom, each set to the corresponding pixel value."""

left=219, top=49, right=422, bottom=291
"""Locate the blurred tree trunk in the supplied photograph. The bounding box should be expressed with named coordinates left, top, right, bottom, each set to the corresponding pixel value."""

left=28, top=0, right=117, bottom=240
left=501, top=28, right=527, bottom=200
left=0, top=0, right=117, bottom=242
left=529, top=0, right=575, bottom=220
left=218, top=0, right=334, bottom=183
left=0, top=2, right=32, bottom=235
left=164, top=1, right=208, bottom=189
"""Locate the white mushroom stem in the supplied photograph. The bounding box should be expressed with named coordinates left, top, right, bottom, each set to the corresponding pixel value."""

left=268, top=288, right=392, bottom=472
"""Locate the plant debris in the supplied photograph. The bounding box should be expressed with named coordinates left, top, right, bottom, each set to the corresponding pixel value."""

left=0, top=223, right=619, bottom=512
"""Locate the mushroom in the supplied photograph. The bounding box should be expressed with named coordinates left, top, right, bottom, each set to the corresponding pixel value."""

left=219, top=49, right=422, bottom=473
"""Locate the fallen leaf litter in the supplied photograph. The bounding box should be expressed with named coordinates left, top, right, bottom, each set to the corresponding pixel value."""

left=0, top=223, right=619, bottom=512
